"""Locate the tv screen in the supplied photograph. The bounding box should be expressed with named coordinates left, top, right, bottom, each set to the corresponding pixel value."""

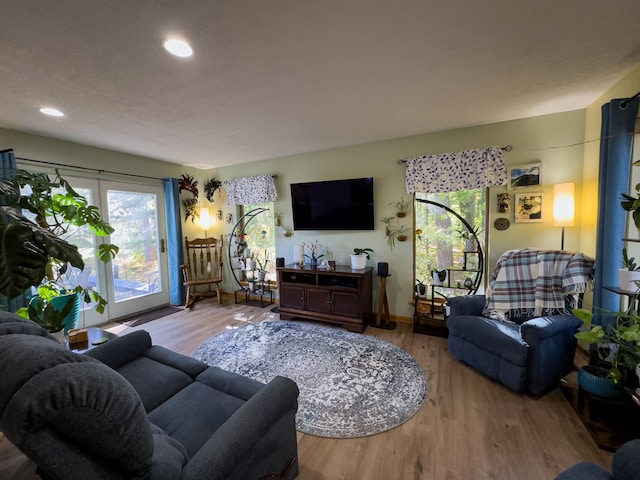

left=290, top=177, right=374, bottom=231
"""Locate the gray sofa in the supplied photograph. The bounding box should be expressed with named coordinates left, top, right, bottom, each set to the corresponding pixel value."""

left=446, top=295, right=582, bottom=395
left=0, top=312, right=299, bottom=480
left=555, top=439, right=640, bottom=479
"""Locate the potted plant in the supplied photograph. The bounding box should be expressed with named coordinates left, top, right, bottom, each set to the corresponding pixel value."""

left=389, top=196, right=411, bottom=218
left=458, top=225, right=481, bottom=253
left=621, top=168, right=640, bottom=236
left=387, top=225, right=410, bottom=249
left=573, top=307, right=640, bottom=388
left=381, top=216, right=394, bottom=236
left=255, top=249, right=270, bottom=281
left=415, top=279, right=427, bottom=298
left=245, top=273, right=256, bottom=292
left=618, top=248, right=640, bottom=292
left=0, top=169, right=118, bottom=335
left=350, top=248, right=373, bottom=269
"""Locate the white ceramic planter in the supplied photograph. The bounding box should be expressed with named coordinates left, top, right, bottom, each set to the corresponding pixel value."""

left=350, top=254, right=367, bottom=269
left=618, top=268, right=640, bottom=293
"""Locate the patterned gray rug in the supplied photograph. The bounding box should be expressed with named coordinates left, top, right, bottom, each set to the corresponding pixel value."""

left=191, top=320, right=428, bottom=438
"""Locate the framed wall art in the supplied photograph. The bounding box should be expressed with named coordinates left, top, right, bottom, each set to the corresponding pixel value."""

left=515, top=193, right=544, bottom=223
left=507, top=162, right=542, bottom=189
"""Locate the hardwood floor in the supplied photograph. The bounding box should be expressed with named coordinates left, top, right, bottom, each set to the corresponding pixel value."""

left=1, top=296, right=612, bottom=479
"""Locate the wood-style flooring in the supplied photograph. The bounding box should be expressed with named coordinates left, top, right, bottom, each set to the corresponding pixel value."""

left=1, top=296, right=612, bottom=479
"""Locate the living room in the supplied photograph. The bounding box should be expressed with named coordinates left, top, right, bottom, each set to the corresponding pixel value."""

left=2, top=2, right=640, bottom=479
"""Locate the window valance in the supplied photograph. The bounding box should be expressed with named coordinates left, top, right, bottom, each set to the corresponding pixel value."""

left=405, top=146, right=506, bottom=194
left=225, top=174, right=277, bottom=205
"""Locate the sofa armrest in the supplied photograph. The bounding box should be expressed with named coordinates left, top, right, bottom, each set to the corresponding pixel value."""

left=520, top=314, right=582, bottom=343
left=447, top=295, right=486, bottom=317
left=612, top=439, right=640, bottom=479
left=181, top=375, right=299, bottom=480
left=85, top=330, right=152, bottom=369
left=520, top=314, right=582, bottom=396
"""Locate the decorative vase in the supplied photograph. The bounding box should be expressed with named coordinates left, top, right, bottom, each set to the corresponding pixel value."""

left=350, top=254, right=367, bottom=270
left=257, top=271, right=266, bottom=282
left=310, top=259, right=318, bottom=268
left=432, top=269, right=447, bottom=286
left=577, top=365, right=625, bottom=398
left=618, top=268, right=640, bottom=293
left=464, top=238, right=478, bottom=253
left=415, top=284, right=427, bottom=298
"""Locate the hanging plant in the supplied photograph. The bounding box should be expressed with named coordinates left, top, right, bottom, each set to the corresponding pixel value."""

left=183, top=197, right=199, bottom=223
left=204, top=177, right=223, bottom=202
left=178, top=174, right=199, bottom=198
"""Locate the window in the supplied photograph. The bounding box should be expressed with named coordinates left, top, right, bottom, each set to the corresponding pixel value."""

left=239, top=203, right=277, bottom=280
left=414, top=189, right=487, bottom=295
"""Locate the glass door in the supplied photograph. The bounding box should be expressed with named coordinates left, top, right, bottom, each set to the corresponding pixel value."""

left=101, top=182, right=169, bottom=319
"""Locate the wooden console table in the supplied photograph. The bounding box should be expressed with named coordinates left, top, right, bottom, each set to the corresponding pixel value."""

left=277, top=264, right=373, bottom=332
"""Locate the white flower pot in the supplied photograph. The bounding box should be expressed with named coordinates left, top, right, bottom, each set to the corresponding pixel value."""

left=350, top=254, right=367, bottom=270
left=618, top=268, right=640, bottom=293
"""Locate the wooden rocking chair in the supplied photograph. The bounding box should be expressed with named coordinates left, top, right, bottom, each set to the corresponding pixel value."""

left=181, top=236, right=223, bottom=308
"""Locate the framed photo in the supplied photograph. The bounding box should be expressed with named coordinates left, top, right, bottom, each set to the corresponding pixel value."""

left=507, top=162, right=542, bottom=189
left=515, top=193, right=544, bottom=223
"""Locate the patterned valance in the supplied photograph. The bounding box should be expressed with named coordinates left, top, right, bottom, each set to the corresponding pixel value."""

left=405, top=146, right=506, bottom=194
left=225, top=175, right=277, bottom=205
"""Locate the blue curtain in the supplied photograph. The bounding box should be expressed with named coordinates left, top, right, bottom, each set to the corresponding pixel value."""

left=163, top=178, right=185, bottom=305
left=593, top=98, right=639, bottom=320
left=0, top=148, right=33, bottom=311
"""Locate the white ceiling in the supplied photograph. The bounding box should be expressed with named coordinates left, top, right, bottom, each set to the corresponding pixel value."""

left=1, top=1, right=640, bottom=169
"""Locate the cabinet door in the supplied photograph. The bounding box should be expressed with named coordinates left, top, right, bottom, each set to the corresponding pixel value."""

left=280, top=284, right=306, bottom=310
left=331, top=290, right=360, bottom=317
left=306, top=287, right=332, bottom=314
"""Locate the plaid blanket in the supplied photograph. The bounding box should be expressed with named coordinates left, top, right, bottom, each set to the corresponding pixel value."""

left=482, top=249, right=594, bottom=322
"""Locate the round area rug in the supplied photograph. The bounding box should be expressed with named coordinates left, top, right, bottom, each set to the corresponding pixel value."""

left=191, top=320, right=427, bottom=438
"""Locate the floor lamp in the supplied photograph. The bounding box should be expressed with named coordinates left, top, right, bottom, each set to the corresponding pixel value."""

left=553, top=183, right=575, bottom=250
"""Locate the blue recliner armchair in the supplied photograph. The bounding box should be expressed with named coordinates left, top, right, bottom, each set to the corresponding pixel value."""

left=446, top=249, right=593, bottom=396
left=446, top=294, right=582, bottom=395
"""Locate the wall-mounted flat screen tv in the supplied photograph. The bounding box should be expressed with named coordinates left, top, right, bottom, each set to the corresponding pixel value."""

left=290, top=177, right=374, bottom=231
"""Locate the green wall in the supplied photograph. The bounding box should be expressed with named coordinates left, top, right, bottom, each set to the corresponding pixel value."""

left=213, top=110, right=587, bottom=319
left=0, top=106, right=596, bottom=320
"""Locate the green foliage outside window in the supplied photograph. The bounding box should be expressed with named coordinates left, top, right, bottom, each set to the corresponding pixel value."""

left=414, top=189, right=486, bottom=291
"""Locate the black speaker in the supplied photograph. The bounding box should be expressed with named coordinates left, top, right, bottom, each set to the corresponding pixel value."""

left=276, top=257, right=285, bottom=268
left=377, top=262, right=389, bottom=277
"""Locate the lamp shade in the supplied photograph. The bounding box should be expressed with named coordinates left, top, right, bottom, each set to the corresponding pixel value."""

left=199, top=207, right=212, bottom=230
left=553, top=183, right=575, bottom=227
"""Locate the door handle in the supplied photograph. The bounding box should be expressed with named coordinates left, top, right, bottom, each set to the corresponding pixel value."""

left=160, top=239, right=166, bottom=253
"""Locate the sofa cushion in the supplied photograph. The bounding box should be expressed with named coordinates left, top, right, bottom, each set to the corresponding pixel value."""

left=116, top=355, right=195, bottom=412
left=148, top=380, right=247, bottom=457
left=446, top=315, right=527, bottom=366
left=1, top=335, right=154, bottom=478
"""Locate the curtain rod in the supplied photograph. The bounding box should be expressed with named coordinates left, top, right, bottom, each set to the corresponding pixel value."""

left=396, top=145, right=512, bottom=165
left=620, top=91, right=640, bottom=109
left=16, top=156, right=165, bottom=181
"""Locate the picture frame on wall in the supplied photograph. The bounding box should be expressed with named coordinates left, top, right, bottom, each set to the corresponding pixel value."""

left=515, top=193, right=544, bottom=223
left=507, top=162, right=542, bottom=189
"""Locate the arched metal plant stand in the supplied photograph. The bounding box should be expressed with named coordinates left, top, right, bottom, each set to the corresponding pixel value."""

left=415, top=198, right=484, bottom=295
left=227, top=207, right=270, bottom=289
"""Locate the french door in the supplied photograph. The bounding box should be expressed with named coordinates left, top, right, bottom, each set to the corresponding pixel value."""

left=62, top=178, right=169, bottom=326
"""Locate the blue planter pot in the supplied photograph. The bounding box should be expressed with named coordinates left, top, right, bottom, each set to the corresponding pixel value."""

left=578, top=365, right=625, bottom=398
left=29, top=292, right=81, bottom=334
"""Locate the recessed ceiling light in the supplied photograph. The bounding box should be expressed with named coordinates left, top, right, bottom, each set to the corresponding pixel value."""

left=39, top=107, right=65, bottom=117
left=163, top=38, right=193, bottom=58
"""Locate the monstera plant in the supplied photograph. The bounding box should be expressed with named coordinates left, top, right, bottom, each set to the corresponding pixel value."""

left=0, top=169, right=118, bottom=331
